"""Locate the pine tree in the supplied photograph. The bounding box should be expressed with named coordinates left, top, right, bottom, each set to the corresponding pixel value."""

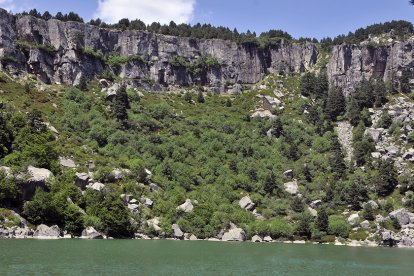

left=375, top=159, right=398, bottom=196
left=346, top=175, right=368, bottom=210
left=329, top=134, right=346, bottom=178
left=197, top=91, right=205, bottom=103
left=325, top=86, right=345, bottom=121
left=113, top=85, right=130, bottom=127
left=316, top=207, right=329, bottom=232
left=271, top=117, right=284, bottom=138
left=291, top=196, right=305, bottom=212
left=264, top=171, right=277, bottom=195
left=77, top=75, right=88, bottom=91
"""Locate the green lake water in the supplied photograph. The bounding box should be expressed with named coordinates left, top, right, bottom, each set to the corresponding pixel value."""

left=1, top=239, right=413, bottom=275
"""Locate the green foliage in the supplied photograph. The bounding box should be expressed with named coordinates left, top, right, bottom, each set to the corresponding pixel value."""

left=328, top=215, right=350, bottom=238
left=349, top=230, right=368, bottom=241
left=16, top=39, right=57, bottom=54
left=0, top=172, right=21, bottom=206
left=316, top=207, right=329, bottom=232
left=376, top=112, right=392, bottom=129
left=374, top=159, right=398, bottom=197
left=83, top=47, right=105, bottom=61
left=106, top=54, right=146, bottom=66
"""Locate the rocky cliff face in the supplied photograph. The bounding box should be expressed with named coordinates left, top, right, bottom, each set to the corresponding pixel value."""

left=0, top=9, right=318, bottom=92
left=327, top=39, right=414, bottom=95
left=1, top=8, right=413, bottom=94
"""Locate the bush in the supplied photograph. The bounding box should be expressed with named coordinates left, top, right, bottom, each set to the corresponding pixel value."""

left=349, top=230, right=368, bottom=241
left=269, top=219, right=293, bottom=239
left=328, top=215, right=350, bottom=238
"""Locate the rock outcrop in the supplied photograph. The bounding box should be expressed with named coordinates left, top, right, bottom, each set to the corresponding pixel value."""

left=81, top=227, right=103, bottom=239
left=33, top=224, right=60, bottom=239
left=0, top=9, right=318, bottom=92
left=221, top=228, right=246, bottom=242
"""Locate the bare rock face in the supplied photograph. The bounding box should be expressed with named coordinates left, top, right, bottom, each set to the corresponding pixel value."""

left=327, top=40, right=414, bottom=96
left=0, top=9, right=318, bottom=92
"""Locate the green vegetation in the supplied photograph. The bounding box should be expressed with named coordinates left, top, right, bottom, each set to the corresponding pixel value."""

left=0, top=65, right=409, bottom=241
left=16, top=39, right=57, bottom=54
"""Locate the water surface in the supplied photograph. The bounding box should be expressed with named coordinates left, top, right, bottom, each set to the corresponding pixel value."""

left=0, top=240, right=413, bottom=275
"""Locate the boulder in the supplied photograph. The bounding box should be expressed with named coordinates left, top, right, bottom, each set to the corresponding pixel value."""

left=142, top=197, right=153, bottom=208
left=149, top=183, right=160, bottom=193
left=127, top=204, right=140, bottom=214
left=363, top=200, right=379, bottom=210
left=81, top=227, right=103, bottom=239
left=283, top=169, right=293, bottom=179
left=99, top=79, right=109, bottom=88
left=239, top=196, right=255, bottom=211
left=222, top=228, right=246, bottom=242
left=364, top=128, right=383, bottom=143
left=59, top=157, right=76, bottom=168
left=105, top=83, right=120, bottom=100
left=147, top=218, right=161, bottom=232
left=112, top=168, right=130, bottom=180
left=33, top=224, right=60, bottom=239
left=308, top=207, right=317, bottom=217
left=263, top=236, right=273, bottom=242
left=348, top=214, right=359, bottom=226
left=251, top=235, right=262, bottom=242
left=177, top=199, right=194, bottom=213
left=0, top=228, right=9, bottom=238
left=360, top=220, right=370, bottom=229
left=88, top=182, right=105, bottom=191
left=284, top=180, right=298, bottom=195
left=0, top=166, right=12, bottom=177
left=310, top=200, right=322, bottom=209
left=389, top=208, right=412, bottom=226
left=22, top=166, right=53, bottom=200
left=75, top=172, right=90, bottom=190
left=172, top=224, right=184, bottom=239
left=189, top=234, right=198, bottom=241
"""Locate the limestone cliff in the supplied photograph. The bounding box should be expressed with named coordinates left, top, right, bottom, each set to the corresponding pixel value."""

left=0, top=9, right=318, bottom=92
left=327, top=39, right=414, bottom=95
left=1, top=8, right=413, bottom=94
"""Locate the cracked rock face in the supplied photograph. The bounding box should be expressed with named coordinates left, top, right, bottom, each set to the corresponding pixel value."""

left=0, top=9, right=317, bottom=92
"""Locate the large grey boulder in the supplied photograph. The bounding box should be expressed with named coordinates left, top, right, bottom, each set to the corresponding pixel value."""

left=310, top=200, right=322, bottom=209
left=222, top=228, right=246, bottom=242
left=284, top=180, right=298, bottom=195
left=59, top=157, right=76, bottom=168
left=75, top=172, right=90, bottom=190
left=251, top=235, right=262, bottom=242
left=33, top=224, right=60, bottom=239
left=239, top=196, right=255, bottom=211
left=348, top=214, right=360, bottom=226
left=177, top=199, right=194, bottom=213
left=21, top=166, right=53, bottom=200
left=81, top=227, right=103, bottom=239
left=88, top=182, right=105, bottom=191
left=389, top=209, right=412, bottom=226
left=172, top=224, right=184, bottom=239
left=147, top=217, right=161, bottom=232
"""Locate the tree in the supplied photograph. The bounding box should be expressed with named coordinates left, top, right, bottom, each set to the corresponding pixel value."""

left=27, top=109, right=46, bottom=133
left=0, top=111, right=13, bottom=159
left=295, top=212, right=312, bottom=239
left=197, top=91, right=205, bottom=103
left=375, top=159, right=398, bottom=196
left=271, top=117, right=284, bottom=138
left=113, top=85, right=130, bottom=127
left=291, top=196, right=305, bottom=213
left=362, top=204, right=375, bottom=221
left=300, top=72, right=317, bottom=97
left=77, top=75, right=88, bottom=91
left=328, top=215, right=350, bottom=238
left=264, top=172, right=277, bottom=195
left=329, top=134, right=346, bottom=178
left=325, top=87, right=345, bottom=121
left=42, top=11, right=52, bottom=21
left=316, top=207, right=329, bottom=232
left=346, top=175, right=368, bottom=210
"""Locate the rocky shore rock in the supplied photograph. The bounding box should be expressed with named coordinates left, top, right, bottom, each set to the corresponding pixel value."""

left=33, top=224, right=60, bottom=239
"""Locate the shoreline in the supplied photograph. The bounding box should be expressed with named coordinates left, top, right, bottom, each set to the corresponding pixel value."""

left=2, top=235, right=413, bottom=249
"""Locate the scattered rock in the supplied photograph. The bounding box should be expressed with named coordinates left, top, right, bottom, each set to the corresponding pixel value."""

left=251, top=235, right=262, bottom=242
left=310, top=200, right=322, bottom=209
left=389, top=208, right=412, bottom=226
left=239, top=196, right=255, bottom=211
left=360, top=220, right=370, bottom=229
left=88, top=182, right=105, bottom=191
left=147, top=218, right=161, bottom=232
left=33, top=224, right=60, bottom=239
left=142, top=197, right=154, bottom=208
left=75, top=172, right=90, bottom=190
left=177, top=199, right=194, bottom=213
left=283, top=169, right=293, bottom=179
left=222, top=228, right=246, bottom=242
left=308, top=207, right=317, bottom=217
left=284, top=180, right=298, bottom=195
left=348, top=214, right=360, bottom=226
left=81, top=227, right=103, bottom=239
left=172, top=224, right=184, bottom=239
left=59, top=157, right=76, bottom=168
left=263, top=236, right=273, bottom=242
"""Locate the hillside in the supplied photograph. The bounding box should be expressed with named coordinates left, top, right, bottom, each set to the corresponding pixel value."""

left=1, top=9, right=414, bottom=246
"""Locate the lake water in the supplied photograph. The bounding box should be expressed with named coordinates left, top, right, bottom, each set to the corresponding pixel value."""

left=0, top=240, right=413, bottom=275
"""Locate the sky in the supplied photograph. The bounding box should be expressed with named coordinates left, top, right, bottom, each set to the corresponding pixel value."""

left=0, top=0, right=413, bottom=39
